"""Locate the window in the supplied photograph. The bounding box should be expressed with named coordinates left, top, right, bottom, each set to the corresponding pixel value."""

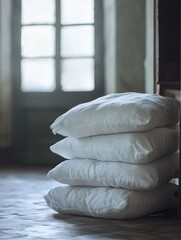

left=12, top=0, right=104, bottom=108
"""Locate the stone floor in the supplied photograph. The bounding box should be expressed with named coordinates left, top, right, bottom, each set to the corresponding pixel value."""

left=0, top=167, right=181, bottom=240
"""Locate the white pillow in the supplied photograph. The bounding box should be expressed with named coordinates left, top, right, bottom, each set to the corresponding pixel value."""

left=50, top=92, right=179, bottom=137
left=50, top=128, right=178, bottom=164
left=47, top=152, right=179, bottom=190
left=44, top=183, right=177, bottom=219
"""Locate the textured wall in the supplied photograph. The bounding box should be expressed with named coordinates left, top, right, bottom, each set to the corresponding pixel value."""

left=0, top=0, right=12, bottom=148
left=104, top=0, right=146, bottom=93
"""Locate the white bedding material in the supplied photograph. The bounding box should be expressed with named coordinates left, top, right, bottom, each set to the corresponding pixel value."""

left=44, top=183, right=177, bottom=219
left=50, top=128, right=178, bottom=164
left=50, top=92, right=179, bottom=137
left=47, top=152, right=179, bottom=190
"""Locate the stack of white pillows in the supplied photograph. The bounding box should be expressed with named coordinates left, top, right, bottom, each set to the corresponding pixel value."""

left=44, top=92, right=179, bottom=219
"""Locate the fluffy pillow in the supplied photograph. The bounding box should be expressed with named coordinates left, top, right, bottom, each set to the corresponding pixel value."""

left=44, top=183, right=177, bottom=219
left=50, top=128, right=178, bottom=164
left=50, top=92, right=179, bottom=138
left=47, top=152, right=178, bottom=190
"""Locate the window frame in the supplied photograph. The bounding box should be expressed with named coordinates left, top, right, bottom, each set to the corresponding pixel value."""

left=12, top=0, right=104, bottom=109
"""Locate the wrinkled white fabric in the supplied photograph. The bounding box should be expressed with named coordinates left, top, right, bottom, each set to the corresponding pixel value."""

left=44, top=183, right=177, bottom=219
left=47, top=152, right=179, bottom=190
left=50, top=92, right=179, bottom=137
left=50, top=128, right=178, bottom=164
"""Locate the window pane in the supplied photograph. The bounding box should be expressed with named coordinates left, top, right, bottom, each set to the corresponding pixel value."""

left=61, top=26, right=94, bottom=57
left=21, top=59, right=55, bottom=92
left=21, top=0, right=55, bottom=24
left=61, top=0, right=94, bottom=24
left=21, top=26, right=55, bottom=57
left=61, top=59, right=94, bottom=91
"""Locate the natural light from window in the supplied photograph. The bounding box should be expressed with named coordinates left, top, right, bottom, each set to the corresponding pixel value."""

left=21, top=0, right=95, bottom=92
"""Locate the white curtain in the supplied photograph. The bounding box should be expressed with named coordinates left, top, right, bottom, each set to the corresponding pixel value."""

left=0, top=0, right=12, bottom=147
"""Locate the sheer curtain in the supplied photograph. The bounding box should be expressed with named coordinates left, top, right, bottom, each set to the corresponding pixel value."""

left=0, top=0, right=12, bottom=148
